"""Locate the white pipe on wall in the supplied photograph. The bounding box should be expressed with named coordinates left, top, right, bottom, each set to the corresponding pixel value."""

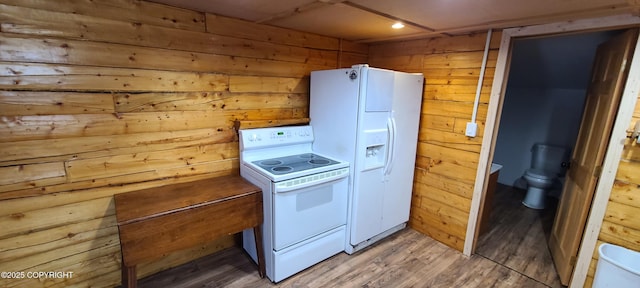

left=466, top=29, right=493, bottom=137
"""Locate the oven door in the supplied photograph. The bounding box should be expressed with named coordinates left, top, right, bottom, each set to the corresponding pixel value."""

left=272, top=167, right=349, bottom=251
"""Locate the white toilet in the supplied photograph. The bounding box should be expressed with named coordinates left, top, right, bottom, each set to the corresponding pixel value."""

left=522, top=144, right=569, bottom=209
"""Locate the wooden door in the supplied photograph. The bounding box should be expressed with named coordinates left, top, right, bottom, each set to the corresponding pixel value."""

left=548, top=29, right=638, bottom=285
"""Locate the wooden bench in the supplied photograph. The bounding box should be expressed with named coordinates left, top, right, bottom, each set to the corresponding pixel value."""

left=114, top=175, right=265, bottom=288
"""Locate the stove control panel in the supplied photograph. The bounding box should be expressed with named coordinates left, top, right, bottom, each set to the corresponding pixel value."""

left=240, top=125, right=314, bottom=149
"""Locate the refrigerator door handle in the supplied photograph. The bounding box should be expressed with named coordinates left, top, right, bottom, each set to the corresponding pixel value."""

left=384, top=112, right=397, bottom=176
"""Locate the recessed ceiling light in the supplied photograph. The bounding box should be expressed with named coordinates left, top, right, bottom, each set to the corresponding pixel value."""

left=391, top=22, right=405, bottom=29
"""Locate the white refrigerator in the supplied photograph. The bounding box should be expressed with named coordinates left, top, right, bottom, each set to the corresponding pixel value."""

left=310, top=64, right=424, bottom=254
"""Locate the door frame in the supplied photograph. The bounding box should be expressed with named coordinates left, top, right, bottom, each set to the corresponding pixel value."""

left=464, top=14, right=640, bottom=287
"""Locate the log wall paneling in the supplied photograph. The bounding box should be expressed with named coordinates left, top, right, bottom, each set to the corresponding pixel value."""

left=205, top=14, right=339, bottom=51
left=586, top=119, right=640, bottom=286
left=0, top=0, right=207, bottom=31
left=0, top=0, right=366, bottom=287
left=0, top=91, right=115, bottom=116
left=369, top=31, right=500, bottom=251
left=0, top=33, right=335, bottom=77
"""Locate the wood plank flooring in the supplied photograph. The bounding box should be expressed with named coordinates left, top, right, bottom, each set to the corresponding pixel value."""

left=475, top=184, right=563, bottom=288
left=135, top=184, right=562, bottom=288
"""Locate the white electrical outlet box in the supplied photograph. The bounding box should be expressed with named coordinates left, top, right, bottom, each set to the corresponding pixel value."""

left=465, top=122, right=477, bottom=137
left=633, top=121, right=640, bottom=143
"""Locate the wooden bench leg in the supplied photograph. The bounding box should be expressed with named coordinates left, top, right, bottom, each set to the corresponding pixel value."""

left=122, top=264, right=137, bottom=288
left=253, top=226, right=266, bottom=278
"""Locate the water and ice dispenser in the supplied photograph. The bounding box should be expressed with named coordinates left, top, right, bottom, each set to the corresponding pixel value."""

left=363, top=129, right=387, bottom=170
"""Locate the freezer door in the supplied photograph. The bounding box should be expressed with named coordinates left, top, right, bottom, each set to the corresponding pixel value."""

left=350, top=109, right=390, bottom=244
left=365, top=68, right=394, bottom=112
left=350, top=68, right=395, bottom=244
left=350, top=166, right=385, bottom=244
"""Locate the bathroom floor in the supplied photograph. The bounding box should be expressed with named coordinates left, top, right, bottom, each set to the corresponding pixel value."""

left=475, top=184, right=564, bottom=288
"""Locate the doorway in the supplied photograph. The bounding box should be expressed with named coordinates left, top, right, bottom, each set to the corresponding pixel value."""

left=466, top=16, right=640, bottom=288
left=474, top=31, right=619, bottom=287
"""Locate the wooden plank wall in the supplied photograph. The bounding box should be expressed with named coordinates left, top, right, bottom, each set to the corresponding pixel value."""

left=0, top=1, right=367, bottom=287
left=584, top=94, right=640, bottom=286
left=369, top=32, right=501, bottom=251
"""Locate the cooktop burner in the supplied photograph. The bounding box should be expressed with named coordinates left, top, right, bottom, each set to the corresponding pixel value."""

left=252, top=153, right=339, bottom=175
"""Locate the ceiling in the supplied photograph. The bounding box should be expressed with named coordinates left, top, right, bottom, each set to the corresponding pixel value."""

left=147, top=0, right=637, bottom=43
left=508, top=30, right=621, bottom=89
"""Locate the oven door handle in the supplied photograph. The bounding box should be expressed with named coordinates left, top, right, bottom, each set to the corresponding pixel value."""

left=274, top=168, right=349, bottom=193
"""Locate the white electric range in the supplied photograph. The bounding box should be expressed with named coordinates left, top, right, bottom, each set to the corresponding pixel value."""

left=239, top=125, right=349, bottom=283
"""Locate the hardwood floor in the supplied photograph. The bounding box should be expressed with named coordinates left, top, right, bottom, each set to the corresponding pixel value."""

left=475, top=183, right=563, bottom=288
left=136, top=187, right=562, bottom=288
